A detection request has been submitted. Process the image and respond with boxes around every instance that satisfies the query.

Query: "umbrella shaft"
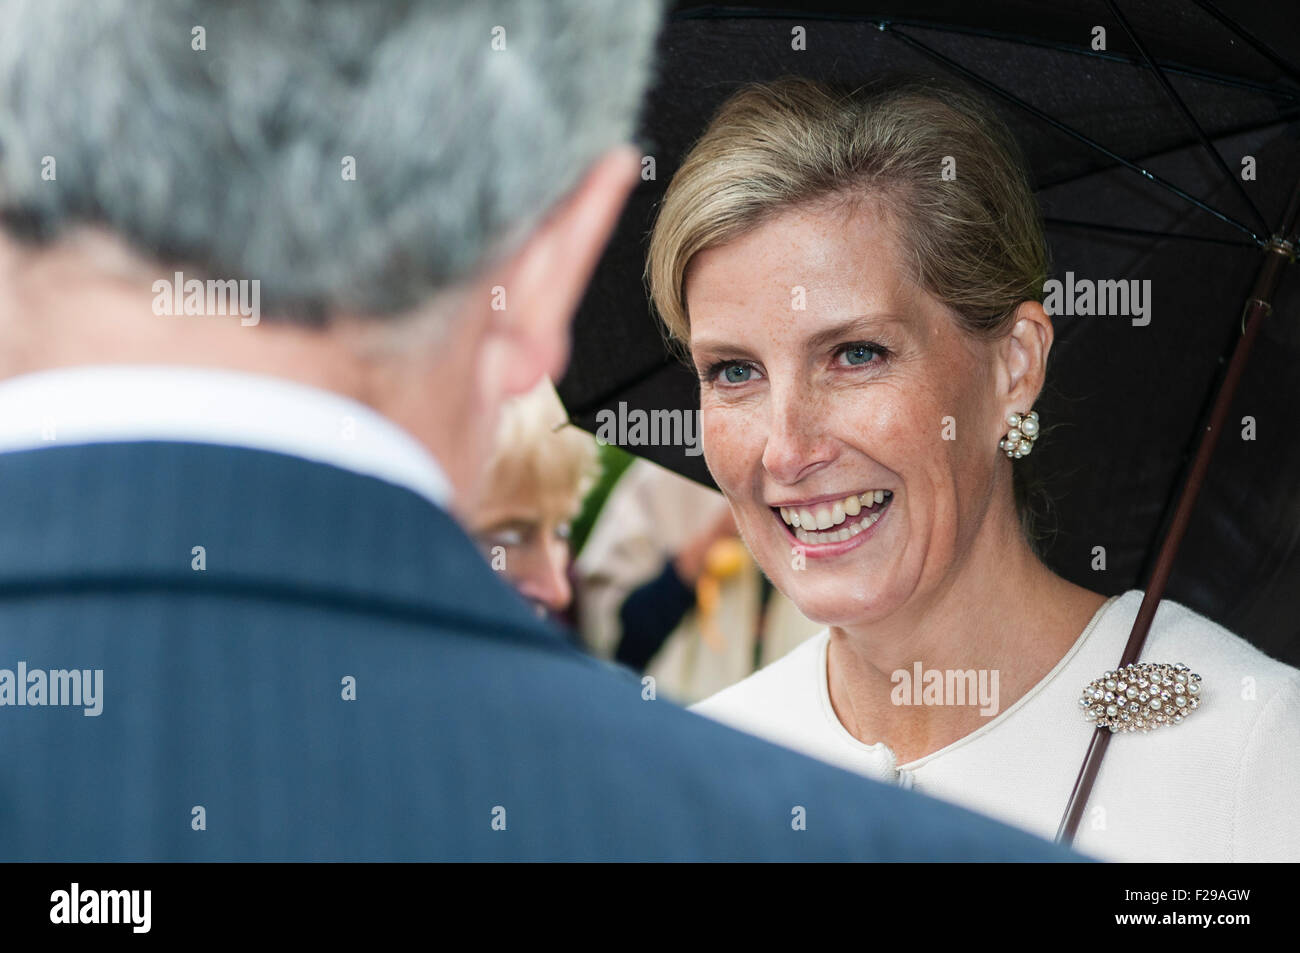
[1056,178,1300,847]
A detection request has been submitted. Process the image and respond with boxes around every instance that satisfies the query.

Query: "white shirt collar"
[0,365,453,509]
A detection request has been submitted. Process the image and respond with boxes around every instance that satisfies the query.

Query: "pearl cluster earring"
[1000,410,1039,459]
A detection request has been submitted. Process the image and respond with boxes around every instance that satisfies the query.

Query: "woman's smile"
[770,488,895,553]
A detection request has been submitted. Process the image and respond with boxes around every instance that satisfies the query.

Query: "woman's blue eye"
[840,344,878,366]
[721,364,753,384]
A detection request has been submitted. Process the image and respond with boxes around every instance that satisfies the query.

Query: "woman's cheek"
[700,404,750,490]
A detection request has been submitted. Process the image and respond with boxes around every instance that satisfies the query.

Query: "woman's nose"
[760,385,836,485]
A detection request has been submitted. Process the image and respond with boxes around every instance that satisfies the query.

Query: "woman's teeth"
[778,490,892,544]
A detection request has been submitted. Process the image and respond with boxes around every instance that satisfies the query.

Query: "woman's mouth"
[771,489,894,546]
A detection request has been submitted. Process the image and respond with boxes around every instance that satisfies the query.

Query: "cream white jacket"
[694,589,1300,862]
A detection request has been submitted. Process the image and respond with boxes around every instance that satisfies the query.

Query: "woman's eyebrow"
[688,338,760,365]
[803,314,908,351]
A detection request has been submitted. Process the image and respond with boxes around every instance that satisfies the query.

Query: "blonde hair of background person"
[468,379,597,619]
[645,77,1300,861]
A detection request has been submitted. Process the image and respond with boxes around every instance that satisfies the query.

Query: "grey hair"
[0,0,663,324]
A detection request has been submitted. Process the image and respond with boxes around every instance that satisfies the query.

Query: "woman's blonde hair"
[648,76,1046,342]
[646,76,1051,545]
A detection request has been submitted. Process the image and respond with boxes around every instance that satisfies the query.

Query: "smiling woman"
[646,77,1300,862]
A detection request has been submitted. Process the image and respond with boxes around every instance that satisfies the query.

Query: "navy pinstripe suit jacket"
[0,441,1078,861]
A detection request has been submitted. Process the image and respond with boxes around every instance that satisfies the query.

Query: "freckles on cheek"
[701,408,753,489]
[700,411,730,468]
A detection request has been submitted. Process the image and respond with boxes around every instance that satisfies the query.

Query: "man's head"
[0,0,661,502]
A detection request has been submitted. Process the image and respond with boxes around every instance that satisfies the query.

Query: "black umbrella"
[557,0,1300,841]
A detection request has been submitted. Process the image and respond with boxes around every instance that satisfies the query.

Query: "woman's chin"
[768,566,895,629]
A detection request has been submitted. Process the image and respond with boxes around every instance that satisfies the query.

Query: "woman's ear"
[1000,300,1053,411]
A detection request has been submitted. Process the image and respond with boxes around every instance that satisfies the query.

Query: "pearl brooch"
[1079,663,1202,733]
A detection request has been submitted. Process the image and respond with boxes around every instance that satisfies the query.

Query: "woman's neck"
[825,526,1108,765]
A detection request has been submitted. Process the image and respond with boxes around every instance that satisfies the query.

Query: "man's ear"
[1000,300,1053,410]
[481,146,641,397]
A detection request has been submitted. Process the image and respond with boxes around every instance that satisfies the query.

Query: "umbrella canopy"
[558,0,1300,669]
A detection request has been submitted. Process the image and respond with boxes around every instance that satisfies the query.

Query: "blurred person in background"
[468,379,596,629]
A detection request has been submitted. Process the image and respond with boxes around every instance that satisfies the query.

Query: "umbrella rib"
[672,8,1300,102]
[1042,217,1257,248]
[1105,0,1273,236]
[892,20,1300,102]
[881,23,1267,247]
[1190,0,1300,87]
[1032,115,1296,193]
